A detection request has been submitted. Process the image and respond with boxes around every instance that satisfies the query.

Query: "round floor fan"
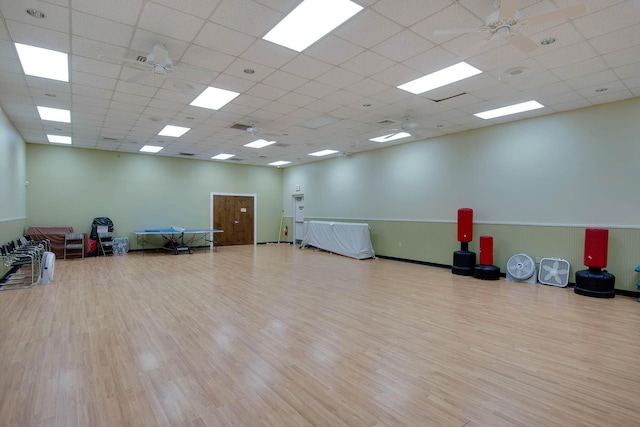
[506,253,537,284]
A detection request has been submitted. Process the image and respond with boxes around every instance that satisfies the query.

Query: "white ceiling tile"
[71,11,134,48]
[345,78,387,97]
[241,39,297,69]
[71,71,117,90]
[1,2,69,33]
[411,3,483,42]
[72,36,127,62]
[278,92,315,108]
[180,44,235,72]
[6,20,69,52]
[566,69,620,89]
[71,0,144,26]
[552,56,610,80]
[295,81,337,99]
[245,83,287,100]
[371,30,435,63]
[194,22,256,56]
[371,63,421,87]
[589,23,640,54]
[402,46,460,75]
[334,10,403,49]
[151,0,221,17]
[138,2,205,42]
[573,0,640,38]
[372,0,451,27]
[315,67,364,89]
[304,35,365,66]
[602,44,640,68]
[535,41,598,68]
[281,55,334,80]
[210,0,282,38]
[262,71,308,91]
[210,73,257,93]
[341,50,395,77]
[72,56,122,79]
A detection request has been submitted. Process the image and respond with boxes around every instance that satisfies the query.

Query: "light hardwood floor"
[1,245,639,427]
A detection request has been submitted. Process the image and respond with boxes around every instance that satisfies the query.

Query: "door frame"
[210,192,257,247]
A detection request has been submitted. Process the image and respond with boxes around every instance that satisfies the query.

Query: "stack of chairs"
[0,236,49,290]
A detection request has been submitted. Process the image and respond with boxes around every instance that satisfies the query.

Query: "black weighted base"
[453,250,476,276]
[574,268,615,298]
[473,264,500,280]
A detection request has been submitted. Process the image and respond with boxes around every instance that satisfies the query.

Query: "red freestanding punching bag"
[473,235,500,280]
[457,208,473,243]
[479,236,493,265]
[452,208,475,276]
[575,228,615,298]
[584,228,608,268]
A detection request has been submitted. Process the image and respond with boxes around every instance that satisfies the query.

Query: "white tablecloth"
[302,221,375,259]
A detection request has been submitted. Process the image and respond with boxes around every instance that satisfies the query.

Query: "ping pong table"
[133,227,223,255]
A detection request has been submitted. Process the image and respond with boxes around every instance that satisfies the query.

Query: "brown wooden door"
[213,195,254,246]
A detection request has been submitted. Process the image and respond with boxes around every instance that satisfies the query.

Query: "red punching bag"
[479,236,493,265]
[457,208,473,243]
[584,228,608,268]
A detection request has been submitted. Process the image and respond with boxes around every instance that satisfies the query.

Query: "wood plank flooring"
[0,245,639,426]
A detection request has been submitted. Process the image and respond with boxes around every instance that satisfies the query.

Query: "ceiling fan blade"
[434,27,483,36]
[509,32,538,53]
[125,70,152,84]
[524,4,587,27]
[168,75,193,92]
[499,0,520,20]
[151,43,169,64]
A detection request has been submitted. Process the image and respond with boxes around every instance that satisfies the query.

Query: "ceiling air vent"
[376,119,400,126]
[101,137,119,141]
[274,142,290,148]
[428,92,467,103]
[230,123,251,131]
[136,55,147,63]
[229,158,242,161]
[179,152,195,157]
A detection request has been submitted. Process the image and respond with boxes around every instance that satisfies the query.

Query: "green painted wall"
[25,145,284,245]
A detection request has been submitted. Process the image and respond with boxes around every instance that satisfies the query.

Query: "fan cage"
[506,253,536,280]
[538,257,570,287]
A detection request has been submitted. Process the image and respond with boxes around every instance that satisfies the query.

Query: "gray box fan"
[506,253,537,284]
[538,258,570,287]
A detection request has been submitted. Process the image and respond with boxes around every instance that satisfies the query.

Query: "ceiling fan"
[434,0,587,54]
[102,43,194,92]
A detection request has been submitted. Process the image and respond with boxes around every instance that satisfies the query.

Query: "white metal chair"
[97,232,115,256]
[64,233,85,259]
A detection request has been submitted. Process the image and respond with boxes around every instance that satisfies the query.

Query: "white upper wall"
[283,98,640,227]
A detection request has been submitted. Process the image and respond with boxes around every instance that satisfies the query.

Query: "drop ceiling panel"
[0,0,637,167]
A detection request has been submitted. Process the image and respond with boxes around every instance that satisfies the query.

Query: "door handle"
[234,220,239,224]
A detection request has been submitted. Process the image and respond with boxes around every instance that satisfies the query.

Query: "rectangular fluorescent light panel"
[15,43,69,82]
[140,145,163,153]
[158,125,190,137]
[263,0,363,52]
[268,160,291,166]
[474,100,545,119]
[47,135,71,145]
[309,149,339,157]
[369,132,411,143]
[37,106,71,123]
[190,86,240,110]
[244,139,277,149]
[397,62,482,95]
[211,153,236,160]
